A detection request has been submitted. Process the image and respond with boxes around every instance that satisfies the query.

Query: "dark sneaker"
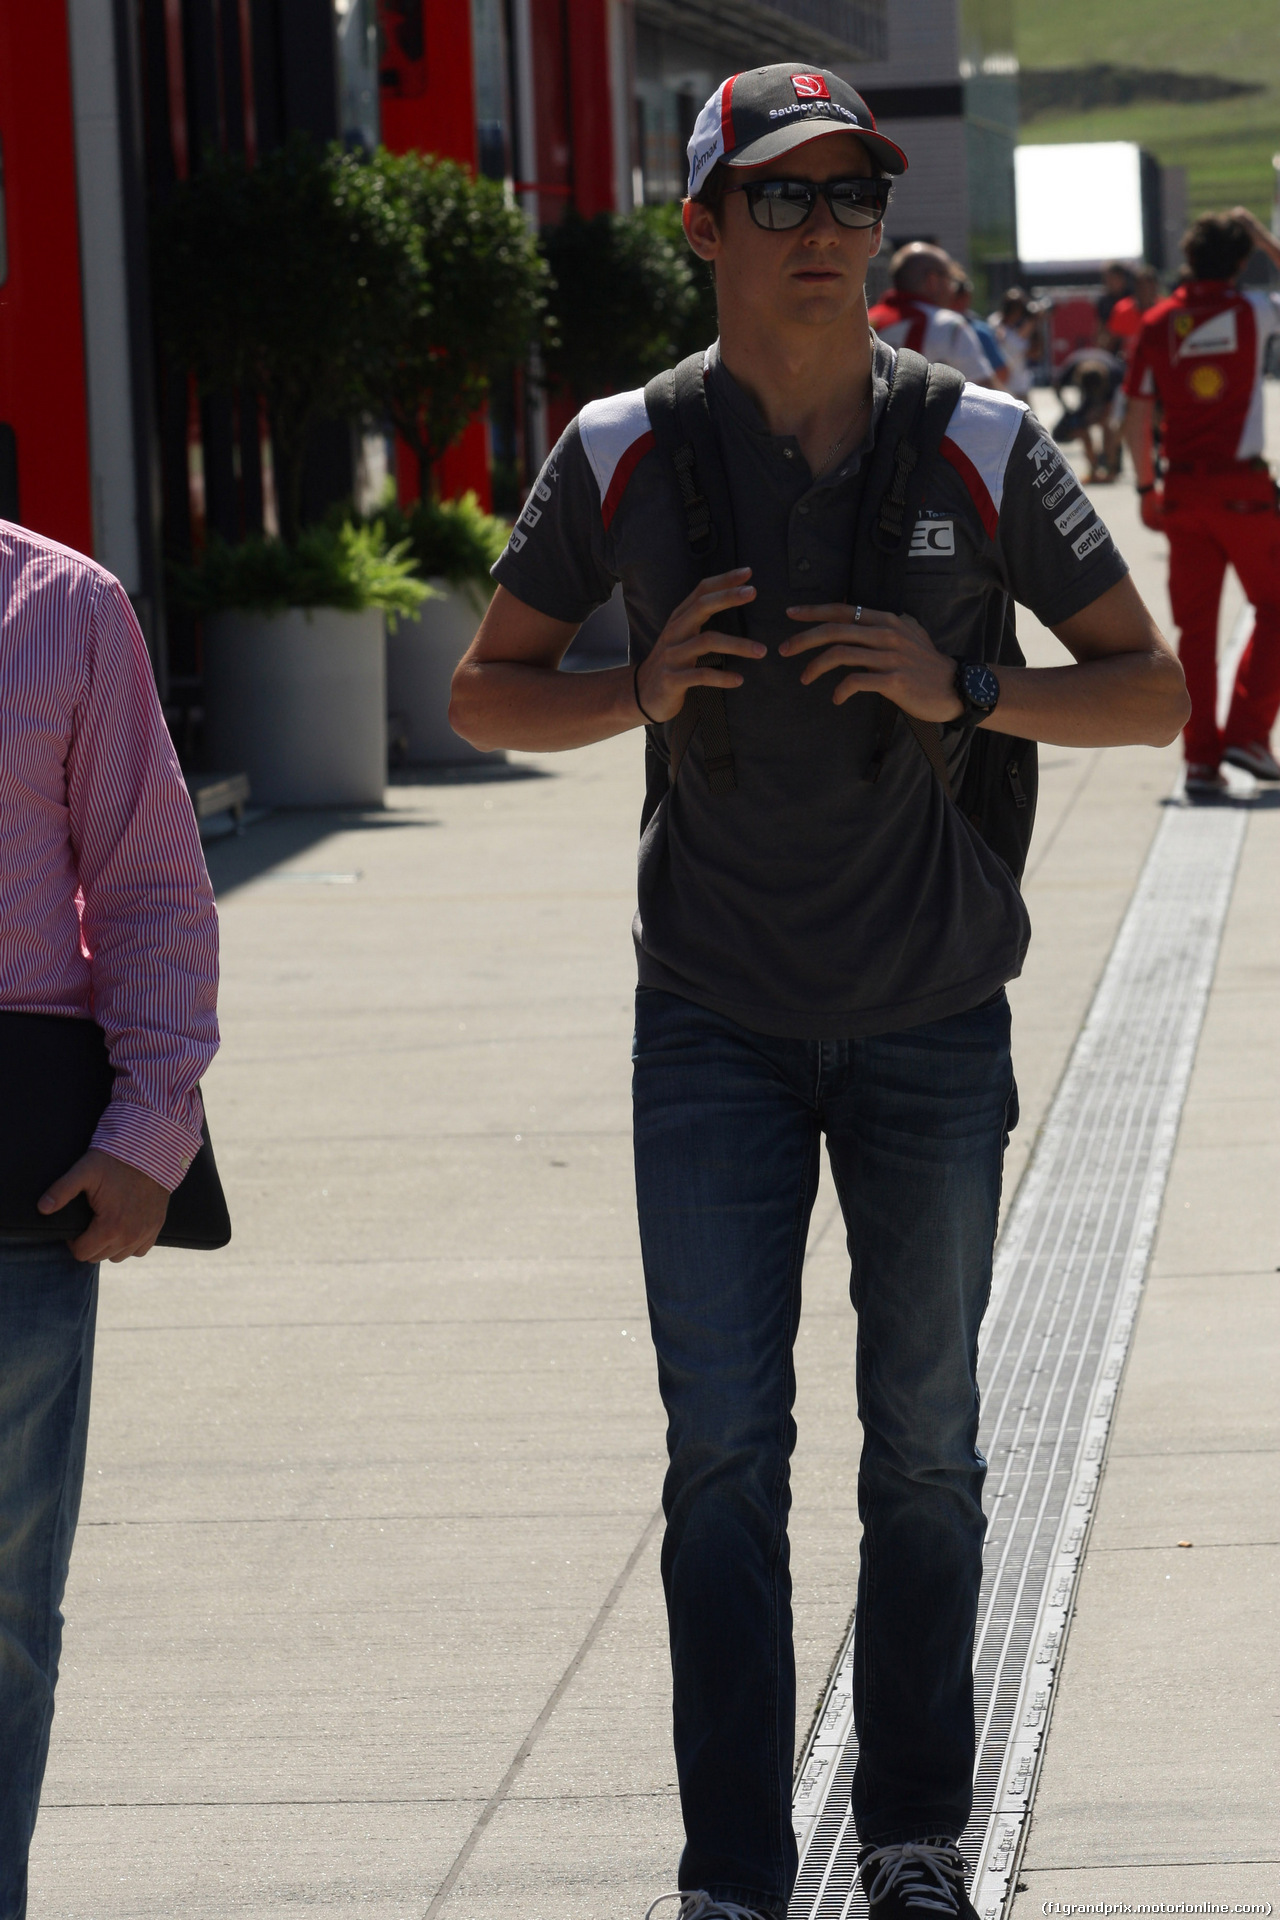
[858,1838,979,1920]
[645,1895,776,1920]
[1222,741,1280,781]
[1184,763,1229,798]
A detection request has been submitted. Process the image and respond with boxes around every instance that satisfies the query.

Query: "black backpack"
[641,348,1038,881]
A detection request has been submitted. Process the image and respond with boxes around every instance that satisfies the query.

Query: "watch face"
[962,663,1001,712]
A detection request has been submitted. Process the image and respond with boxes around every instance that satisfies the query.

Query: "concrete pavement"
[29,448,1278,1915]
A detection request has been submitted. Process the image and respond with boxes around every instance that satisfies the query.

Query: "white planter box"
[203,606,387,807]
[386,576,505,766]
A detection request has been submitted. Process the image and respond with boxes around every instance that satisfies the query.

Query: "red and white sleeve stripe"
[940,385,1028,539]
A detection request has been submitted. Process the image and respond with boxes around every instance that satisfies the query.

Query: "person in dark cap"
[452,61,1187,1920]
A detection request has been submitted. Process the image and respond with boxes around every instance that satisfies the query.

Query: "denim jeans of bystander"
[0,1242,98,1920]
[632,987,1016,1918]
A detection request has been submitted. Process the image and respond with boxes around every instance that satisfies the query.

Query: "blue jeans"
[632,988,1015,1917]
[0,1243,98,1920]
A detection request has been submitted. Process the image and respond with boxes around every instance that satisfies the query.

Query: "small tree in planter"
[153,141,432,804]
[635,203,720,365]
[538,206,716,405]
[348,158,545,766]
[362,151,551,496]
[152,136,422,543]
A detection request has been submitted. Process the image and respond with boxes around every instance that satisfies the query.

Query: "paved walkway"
[30,461,1277,1915]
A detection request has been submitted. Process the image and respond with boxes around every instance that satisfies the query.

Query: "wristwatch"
[947,660,1001,730]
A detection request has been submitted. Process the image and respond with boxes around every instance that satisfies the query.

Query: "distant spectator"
[1096,260,1135,334]
[1053,347,1126,482]
[1105,266,1161,356]
[1102,268,1162,475]
[868,241,997,384]
[949,268,1009,387]
[989,288,1038,399]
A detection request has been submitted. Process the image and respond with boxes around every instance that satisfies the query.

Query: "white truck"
[1014,141,1182,276]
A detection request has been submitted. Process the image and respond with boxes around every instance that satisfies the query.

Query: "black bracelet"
[634,663,660,726]
[1136,483,1156,495]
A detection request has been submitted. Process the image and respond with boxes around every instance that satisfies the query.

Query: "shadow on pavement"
[388,761,553,786]
[1163,788,1280,811]
[205,805,439,899]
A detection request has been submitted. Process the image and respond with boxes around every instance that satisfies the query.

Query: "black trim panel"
[862,83,965,120]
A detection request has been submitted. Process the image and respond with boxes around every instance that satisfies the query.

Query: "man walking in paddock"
[452,64,1187,1920]
[0,520,219,1916]
[868,242,996,385]
[1124,208,1280,794]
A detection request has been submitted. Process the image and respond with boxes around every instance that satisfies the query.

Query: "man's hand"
[1139,487,1167,532]
[634,568,764,723]
[38,1149,170,1263]
[1230,206,1280,265]
[779,603,963,720]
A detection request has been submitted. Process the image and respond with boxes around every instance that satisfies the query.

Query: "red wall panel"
[378,0,478,173]
[527,0,572,227]
[566,0,614,218]
[0,0,93,553]
[379,0,489,506]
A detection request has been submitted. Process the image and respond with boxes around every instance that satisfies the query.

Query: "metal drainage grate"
[790,801,1247,1920]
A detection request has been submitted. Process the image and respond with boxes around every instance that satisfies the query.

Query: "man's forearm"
[984,649,1188,749]
[449,659,644,752]
[1123,399,1157,487]
[1232,206,1280,273]
[75,580,220,1190]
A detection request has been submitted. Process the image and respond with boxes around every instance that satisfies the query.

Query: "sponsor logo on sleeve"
[1055,494,1093,536]
[1072,521,1109,561]
[1042,475,1077,511]
[910,516,956,557]
[1177,308,1238,358]
[507,454,561,554]
[792,73,830,99]
[1028,438,1067,488]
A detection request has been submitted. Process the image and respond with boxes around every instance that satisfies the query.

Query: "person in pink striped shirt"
[0,519,219,1912]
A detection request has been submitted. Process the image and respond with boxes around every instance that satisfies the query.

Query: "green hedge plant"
[362,152,551,493]
[170,522,430,624]
[538,206,718,404]
[359,489,509,590]
[152,137,422,543]
[153,141,549,529]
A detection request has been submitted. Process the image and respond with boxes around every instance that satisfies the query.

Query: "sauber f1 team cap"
[686,65,908,198]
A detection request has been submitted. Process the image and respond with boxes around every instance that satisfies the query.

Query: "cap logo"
[792,73,829,100]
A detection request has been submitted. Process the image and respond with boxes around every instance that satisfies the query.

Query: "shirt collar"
[703,335,893,483]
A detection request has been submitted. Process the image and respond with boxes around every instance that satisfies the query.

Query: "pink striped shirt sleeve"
[1,524,219,1190]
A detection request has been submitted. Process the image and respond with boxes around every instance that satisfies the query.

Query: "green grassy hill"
[1014,0,1280,225]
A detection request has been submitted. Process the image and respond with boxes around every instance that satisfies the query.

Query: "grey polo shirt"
[492,340,1129,1040]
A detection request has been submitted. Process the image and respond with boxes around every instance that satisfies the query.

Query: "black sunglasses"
[728,176,892,232]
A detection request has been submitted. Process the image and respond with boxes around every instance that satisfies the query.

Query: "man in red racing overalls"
[1125,209,1280,793]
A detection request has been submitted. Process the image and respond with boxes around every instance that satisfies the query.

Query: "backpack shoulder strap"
[643,354,739,796]
[861,349,965,592]
[856,350,967,794]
